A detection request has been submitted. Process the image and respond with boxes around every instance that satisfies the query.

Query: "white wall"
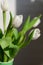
[0,0,16,32]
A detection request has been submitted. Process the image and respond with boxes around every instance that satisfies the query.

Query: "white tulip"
[33,17,41,27]
[32,28,41,40]
[1,0,8,11]
[12,15,23,28]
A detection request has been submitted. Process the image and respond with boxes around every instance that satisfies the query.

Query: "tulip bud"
[1,0,8,11]
[32,28,41,40]
[12,15,23,28]
[33,17,41,27]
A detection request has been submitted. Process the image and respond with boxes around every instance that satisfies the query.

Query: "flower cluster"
[0,0,41,62]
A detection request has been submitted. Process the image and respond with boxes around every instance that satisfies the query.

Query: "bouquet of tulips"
[0,0,41,62]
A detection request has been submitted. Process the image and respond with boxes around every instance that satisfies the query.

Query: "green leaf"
[12,28,19,40]
[4,53,8,62]
[6,28,18,40]
[4,45,19,58]
[9,43,19,49]
[0,46,4,62]
[0,37,12,49]
[17,16,30,45]
[7,12,13,32]
[0,39,9,49]
[0,29,3,38]
[4,50,11,58]
[22,16,30,31]
[20,16,30,35]
[9,45,19,58]
[17,35,25,45]
[21,15,41,35]
[9,48,19,58]
[3,37,19,58]
[19,30,34,48]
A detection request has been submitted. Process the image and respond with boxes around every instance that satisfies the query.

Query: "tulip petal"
[12,15,23,28]
[33,17,41,27]
[32,28,41,40]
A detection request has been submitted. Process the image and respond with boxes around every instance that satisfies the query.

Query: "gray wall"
[14,0,43,65]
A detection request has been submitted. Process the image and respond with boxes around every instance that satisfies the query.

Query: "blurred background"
[14,0,43,65]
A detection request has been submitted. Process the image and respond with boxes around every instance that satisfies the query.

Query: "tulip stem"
[4,54,7,62]
[3,11,6,33]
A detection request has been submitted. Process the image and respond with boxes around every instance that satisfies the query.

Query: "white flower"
[1,0,8,11]
[12,15,23,28]
[32,28,41,40]
[33,17,41,27]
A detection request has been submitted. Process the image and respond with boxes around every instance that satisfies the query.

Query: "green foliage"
[20,15,41,35]
[7,12,13,32]
[19,30,34,48]
[6,28,19,40]
[0,12,41,62]
[3,53,8,62]
[0,46,4,62]
[0,29,3,38]
[0,38,9,49]
[21,16,30,35]
[4,44,19,60]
